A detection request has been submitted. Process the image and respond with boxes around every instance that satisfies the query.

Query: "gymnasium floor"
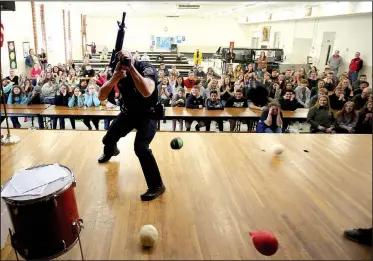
[1,130,371,260]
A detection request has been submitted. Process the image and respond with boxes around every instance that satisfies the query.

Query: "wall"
[85,15,251,54]
[1,2,34,77]
[244,13,372,79]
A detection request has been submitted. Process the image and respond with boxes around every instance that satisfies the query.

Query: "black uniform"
[102,60,163,190]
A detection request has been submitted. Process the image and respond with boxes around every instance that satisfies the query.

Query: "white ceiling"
[45,1,319,18]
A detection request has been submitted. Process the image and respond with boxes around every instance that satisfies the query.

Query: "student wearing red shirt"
[348,52,363,84]
[30,63,42,86]
[184,71,196,90]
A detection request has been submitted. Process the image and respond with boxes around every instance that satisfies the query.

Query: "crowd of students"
[1,49,372,134]
[155,52,372,134]
[1,48,116,130]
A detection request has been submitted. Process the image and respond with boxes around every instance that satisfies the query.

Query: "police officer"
[98,50,165,201]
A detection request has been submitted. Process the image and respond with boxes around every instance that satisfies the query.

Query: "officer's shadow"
[102,161,120,200]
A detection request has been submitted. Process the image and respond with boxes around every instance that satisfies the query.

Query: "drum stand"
[8,218,85,261]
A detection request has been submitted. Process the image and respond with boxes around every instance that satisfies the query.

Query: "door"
[273,32,281,48]
[251,37,259,48]
[318,32,336,67]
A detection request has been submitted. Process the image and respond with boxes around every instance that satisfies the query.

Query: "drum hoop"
[1,164,74,206]
[15,232,80,261]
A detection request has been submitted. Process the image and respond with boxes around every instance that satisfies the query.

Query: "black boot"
[344,228,372,246]
[98,148,120,163]
[140,184,166,201]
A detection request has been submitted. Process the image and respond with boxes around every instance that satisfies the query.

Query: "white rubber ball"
[272,144,284,156]
[139,225,158,247]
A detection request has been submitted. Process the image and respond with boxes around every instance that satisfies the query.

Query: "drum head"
[1,164,73,203]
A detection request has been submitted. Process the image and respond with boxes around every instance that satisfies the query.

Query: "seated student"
[329,86,347,111]
[310,79,326,98]
[170,87,186,131]
[262,72,272,90]
[184,71,196,90]
[6,69,19,85]
[195,66,206,79]
[195,79,207,101]
[294,79,311,108]
[352,87,371,110]
[170,65,180,77]
[352,74,367,91]
[309,87,328,108]
[279,89,299,111]
[157,70,165,84]
[268,82,282,101]
[225,88,248,131]
[79,80,89,94]
[95,71,107,87]
[335,101,359,134]
[42,78,58,105]
[256,101,283,133]
[205,79,220,99]
[158,63,169,76]
[7,85,27,128]
[353,81,369,97]
[308,72,319,89]
[307,95,335,133]
[279,89,300,131]
[156,53,164,62]
[356,100,372,134]
[1,79,13,102]
[83,84,101,130]
[219,77,234,106]
[80,64,95,77]
[53,84,71,129]
[26,85,45,129]
[234,74,244,90]
[324,72,337,91]
[185,85,205,131]
[205,90,224,131]
[68,87,84,106]
[157,77,172,107]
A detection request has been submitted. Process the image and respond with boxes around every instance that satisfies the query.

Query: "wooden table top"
[165,107,309,119]
[1,130,371,260]
[0,104,51,110]
[40,108,120,117]
[0,108,46,116]
[47,105,120,111]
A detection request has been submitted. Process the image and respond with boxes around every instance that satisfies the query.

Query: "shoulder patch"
[143,67,155,77]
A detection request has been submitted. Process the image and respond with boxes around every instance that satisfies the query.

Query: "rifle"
[108,12,130,77]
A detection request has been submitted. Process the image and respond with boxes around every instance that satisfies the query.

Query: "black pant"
[83,118,99,130]
[205,120,223,131]
[102,112,163,190]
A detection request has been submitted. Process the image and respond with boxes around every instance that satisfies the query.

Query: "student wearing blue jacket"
[7,86,27,128]
[83,84,101,130]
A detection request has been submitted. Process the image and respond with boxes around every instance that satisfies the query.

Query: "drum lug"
[72,180,77,187]
[72,218,84,234]
[54,195,58,207]
[61,240,66,251]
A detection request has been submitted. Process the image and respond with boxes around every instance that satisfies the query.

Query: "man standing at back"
[97,50,165,201]
[348,52,363,84]
[328,50,343,77]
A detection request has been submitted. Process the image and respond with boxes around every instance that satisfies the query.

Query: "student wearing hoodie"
[170,87,186,131]
[329,86,346,111]
[53,84,71,129]
[185,85,205,131]
[7,85,27,128]
[26,85,45,129]
[205,90,224,131]
[83,84,101,130]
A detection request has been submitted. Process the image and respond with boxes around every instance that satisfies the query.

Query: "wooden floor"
[1,130,372,260]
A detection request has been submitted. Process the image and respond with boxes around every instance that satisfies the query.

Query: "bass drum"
[1,164,83,260]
